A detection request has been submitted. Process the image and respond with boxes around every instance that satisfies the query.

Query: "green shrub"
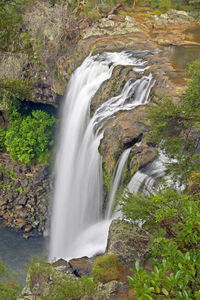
[0,77,33,101]
[5,110,56,164]
[92,254,122,283]
[0,257,21,300]
[121,188,192,232]
[127,194,200,299]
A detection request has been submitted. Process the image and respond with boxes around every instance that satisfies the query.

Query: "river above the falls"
[0,221,45,283]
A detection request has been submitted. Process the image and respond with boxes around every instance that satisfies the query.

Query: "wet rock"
[106,220,151,267]
[99,106,149,175]
[24,225,33,233]
[91,65,138,115]
[69,257,93,277]
[130,143,158,174]
[15,218,27,229]
[23,232,35,239]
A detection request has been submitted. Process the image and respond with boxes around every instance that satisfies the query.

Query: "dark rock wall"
[0,153,53,237]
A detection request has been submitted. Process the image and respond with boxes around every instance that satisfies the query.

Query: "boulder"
[94,280,128,300]
[99,105,149,175]
[130,143,158,175]
[106,220,151,267]
[69,257,93,277]
[52,258,73,274]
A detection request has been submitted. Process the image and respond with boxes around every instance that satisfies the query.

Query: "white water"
[106,148,131,219]
[128,156,165,195]
[49,51,155,261]
[127,151,183,196]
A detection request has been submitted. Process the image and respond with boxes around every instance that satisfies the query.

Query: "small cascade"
[49,51,155,261]
[106,148,131,219]
[127,151,178,195]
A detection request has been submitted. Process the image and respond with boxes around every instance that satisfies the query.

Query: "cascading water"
[127,155,166,196]
[127,151,183,196]
[106,148,131,219]
[49,51,155,261]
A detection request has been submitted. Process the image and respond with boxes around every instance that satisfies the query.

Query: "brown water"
[165,45,200,71]
[185,25,200,43]
[165,25,200,71]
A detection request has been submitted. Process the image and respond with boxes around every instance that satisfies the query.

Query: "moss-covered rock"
[106,219,151,267]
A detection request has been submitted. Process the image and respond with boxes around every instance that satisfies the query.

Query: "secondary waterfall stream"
[49,51,155,261]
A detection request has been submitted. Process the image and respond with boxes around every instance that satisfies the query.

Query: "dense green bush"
[5,109,56,164]
[121,188,193,232]
[129,200,200,299]
[125,189,200,298]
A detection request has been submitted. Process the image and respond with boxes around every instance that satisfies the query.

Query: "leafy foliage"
[121,188,194,233]
[5,109,56,164]
[129,245,200,299]
[126,189,200,299]
[0,257,21,300]
[147,59,200,184]
[0,77,33,101]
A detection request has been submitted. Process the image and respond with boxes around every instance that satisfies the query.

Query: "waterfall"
[106,148,131,219]
[49,51,155,261]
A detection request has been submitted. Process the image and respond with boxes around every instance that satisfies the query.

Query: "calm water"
[164,25,200,71]
[165,45,200,71]
[0,221,45,282]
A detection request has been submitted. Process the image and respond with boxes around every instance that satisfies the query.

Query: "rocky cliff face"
[0,153,53,237]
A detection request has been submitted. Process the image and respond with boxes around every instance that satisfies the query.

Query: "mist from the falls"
[49,51,155,261]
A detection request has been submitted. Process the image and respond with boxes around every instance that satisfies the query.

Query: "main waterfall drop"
[49,51,155,261]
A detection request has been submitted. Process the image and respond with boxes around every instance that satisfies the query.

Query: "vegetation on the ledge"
[63,0,200,19]
[124,187,200,299]
[0,258,21,300]
[92,253,122,283]
[146,58,200,184]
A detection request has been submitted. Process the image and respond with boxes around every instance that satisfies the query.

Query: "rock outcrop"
[106,220,151,267]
